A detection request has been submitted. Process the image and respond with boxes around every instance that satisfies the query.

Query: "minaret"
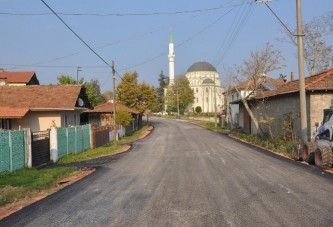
[168,31,175,85]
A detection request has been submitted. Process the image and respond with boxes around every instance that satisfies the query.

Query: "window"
[196,88,198,93]
[64,115,68,127]
[196,98,199,103]
[74,114,77,126]
[0,119,11,130]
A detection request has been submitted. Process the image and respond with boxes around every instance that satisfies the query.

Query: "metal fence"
[57,125,91,159]
[0,130,26,173]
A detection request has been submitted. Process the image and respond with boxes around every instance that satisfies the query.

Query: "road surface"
[1,118,333,226]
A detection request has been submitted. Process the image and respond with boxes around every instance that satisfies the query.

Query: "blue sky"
[1,0,331,91]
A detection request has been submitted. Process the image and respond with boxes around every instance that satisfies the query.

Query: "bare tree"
[279,11,333,75]
[233,43,284,135]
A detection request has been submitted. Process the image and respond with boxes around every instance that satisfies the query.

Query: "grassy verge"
[0,167,76,206]
[58,124,152,164]
[0,124,153,208]
[188,120,297,159]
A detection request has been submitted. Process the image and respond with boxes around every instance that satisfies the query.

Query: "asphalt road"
[2,118,333,227]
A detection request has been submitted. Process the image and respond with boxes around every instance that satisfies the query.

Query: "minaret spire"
[168,30,175,85]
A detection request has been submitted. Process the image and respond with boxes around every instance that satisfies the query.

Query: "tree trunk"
[242,100,264,136]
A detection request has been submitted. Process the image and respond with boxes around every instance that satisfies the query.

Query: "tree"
[57,75,83,85]
[233,43,284,136]
[57,75,104,107]
[116,71,158,113]
[138,82,159,113]
[115,109,132,126]
[155,71,169,112]
[280,11,333,75]
[195,106,202,113]
[165,76,194,114]
[116,72,140,109]
[84,80,104,106]
[101,90,113,101]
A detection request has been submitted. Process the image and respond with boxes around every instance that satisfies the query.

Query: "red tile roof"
[225,76,285,93]
[0,107,29,119]
[85,100,139,114]
[0,71,38,84]
[255,68,333,99]
[0,85,85,110]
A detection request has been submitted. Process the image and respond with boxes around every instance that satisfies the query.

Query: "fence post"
[75,126,77,154]
[9,131,13,172]
[89,125,93,149]
[23,128,32,168]
[66,128,69,155]
[50,127,58,163]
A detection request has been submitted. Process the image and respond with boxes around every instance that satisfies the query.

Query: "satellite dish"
[78,98,84,107]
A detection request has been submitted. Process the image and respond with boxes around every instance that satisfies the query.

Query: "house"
[225,76,285,128]
[238,68,333,139]
[84,100,140,129]
[0,85,91,131]
[0,69,40,86]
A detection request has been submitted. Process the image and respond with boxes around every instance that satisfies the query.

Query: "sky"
[0,0,332,92]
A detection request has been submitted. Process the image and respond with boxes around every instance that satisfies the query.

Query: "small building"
[0,69,40,86]
[225,76,285,128]
[0,85,91,131]
[238,68,333,139]
[84,100,140,129]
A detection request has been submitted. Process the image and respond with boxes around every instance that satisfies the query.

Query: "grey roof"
[187,61,217,73]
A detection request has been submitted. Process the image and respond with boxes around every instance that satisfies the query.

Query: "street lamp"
[76,66,82,84]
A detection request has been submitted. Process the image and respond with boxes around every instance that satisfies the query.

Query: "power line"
[0,3,241,17]
[40,0,112,68]
[213,1,255,67]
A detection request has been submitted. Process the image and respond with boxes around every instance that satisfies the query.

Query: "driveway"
[1,118,333,226]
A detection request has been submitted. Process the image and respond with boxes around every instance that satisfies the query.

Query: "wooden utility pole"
[112,61,117,145]
[296,0,308,142]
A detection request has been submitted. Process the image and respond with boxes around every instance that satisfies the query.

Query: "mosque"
[167,33,224,113]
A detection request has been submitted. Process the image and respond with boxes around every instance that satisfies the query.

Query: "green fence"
[57,125,91,159]
[0,130,26,173]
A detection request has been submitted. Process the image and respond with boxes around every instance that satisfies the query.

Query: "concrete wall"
[244,91,333,140]
[309,92,333,134]
[11,110,81,132]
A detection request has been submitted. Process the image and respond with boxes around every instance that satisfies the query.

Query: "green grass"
[0,167,75,206]
[58,124,152,164]
[0,124,153,208]
[205,122,230,133]
[58,144,122,164]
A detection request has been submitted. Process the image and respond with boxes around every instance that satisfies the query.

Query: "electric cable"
[41,0,112,68]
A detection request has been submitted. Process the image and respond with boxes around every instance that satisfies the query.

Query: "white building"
[185,61,224,113]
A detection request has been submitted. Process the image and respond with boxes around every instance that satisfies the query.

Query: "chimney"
[290,72,294,81]
[0,68,4,73]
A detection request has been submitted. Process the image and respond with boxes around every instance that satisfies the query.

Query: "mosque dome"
[187,61,217,73]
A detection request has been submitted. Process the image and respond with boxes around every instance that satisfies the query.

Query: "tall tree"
[165,76,194,114]
[280,11,333,75]
[57,75,104,107]
[233,43,284,135]
[156,71,169,112]
[116,72,140,108]
[116,71,158,113]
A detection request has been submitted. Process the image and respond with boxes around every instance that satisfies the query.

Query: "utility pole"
[214,77,217,127]
[176,89,180,118]
[76,66,82,84]
[112,61,117,146]
[255,0,308,141]
[296,0,308,142]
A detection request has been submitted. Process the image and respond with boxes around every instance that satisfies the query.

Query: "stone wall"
[246,91,333,140]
